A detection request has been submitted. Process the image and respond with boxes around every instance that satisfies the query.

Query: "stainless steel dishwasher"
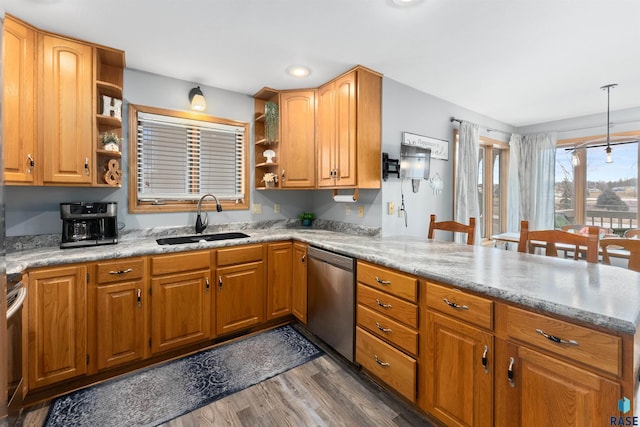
[307,246,355,362]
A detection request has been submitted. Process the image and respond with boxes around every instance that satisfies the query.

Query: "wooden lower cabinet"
[292,242,308,323]
[495,339,620,427]
[267,242,293,320]
[150,251,212,354]
[216,244,266,336]
[96,281,146,369]
[425,311,493,427]
[27,265,87,389]
[94,257,147,370]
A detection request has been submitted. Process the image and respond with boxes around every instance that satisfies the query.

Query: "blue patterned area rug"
[44,325,322,427]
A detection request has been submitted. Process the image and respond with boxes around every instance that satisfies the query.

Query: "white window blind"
[136,112,245,202]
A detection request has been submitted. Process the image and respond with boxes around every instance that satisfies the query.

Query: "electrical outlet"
[273,203,280,214]
[346,205,351,216]
[358,206,364,218]
[388,202,395,215]
[252,203,262,214]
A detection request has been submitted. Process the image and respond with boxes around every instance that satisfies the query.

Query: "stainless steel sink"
[156,232,250,245]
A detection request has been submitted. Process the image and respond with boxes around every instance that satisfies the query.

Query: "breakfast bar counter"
[8,228,640,334]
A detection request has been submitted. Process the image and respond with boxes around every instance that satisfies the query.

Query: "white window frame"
[128,104,250,213]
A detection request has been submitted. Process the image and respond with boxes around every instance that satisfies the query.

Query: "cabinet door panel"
[517,346,620,427]
[96,281,146,369]
[41,34,93,184]
[217,261,265,335]
[316,82,336,187]
[334,72,357,187]
[3,17,37,184]
[267,243,292,320]
[292,243,308,323]
[28,266,87,389]
[280,91,315,188]
[151,270,211,354]
[426,311,493,427]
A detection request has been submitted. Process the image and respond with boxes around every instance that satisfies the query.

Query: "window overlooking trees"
[555,136,639,233]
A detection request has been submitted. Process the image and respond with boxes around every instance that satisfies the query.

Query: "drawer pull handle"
[109,268,133,275]
[375,322,392,333]
[508,357,515,388]
[374,355,390,367]
[481,345,489,374]
[443,298,469,310]
[137,289,142,308]
[375,277,391,285]
[535,329,579,346]
[375,299,392,309]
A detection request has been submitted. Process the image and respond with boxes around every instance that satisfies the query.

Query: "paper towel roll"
[333,195,356,203]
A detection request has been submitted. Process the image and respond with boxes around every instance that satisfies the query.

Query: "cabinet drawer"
[217,244,263,266]
[357,305,418,356]
[96,258,144,284]
[151,251,211,276]
[426,281,493,330]
[357,261,417,302]
[356,327,416,402]
[357,283,417,328]
[506,305,621,376]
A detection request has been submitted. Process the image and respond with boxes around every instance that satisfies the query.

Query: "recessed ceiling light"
[287,65,311,78]
[391,0,422,6]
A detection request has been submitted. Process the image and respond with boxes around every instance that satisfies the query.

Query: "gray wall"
[379,78,514,238]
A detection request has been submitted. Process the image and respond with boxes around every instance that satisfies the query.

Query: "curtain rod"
[450,117,512,136]
[452,116,640,136]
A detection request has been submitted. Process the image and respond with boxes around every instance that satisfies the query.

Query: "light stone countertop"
[8,228,640,334]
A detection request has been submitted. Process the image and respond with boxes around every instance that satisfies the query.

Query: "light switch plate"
[358,206,364,218]
[346,205,351,216]
[252,203,262,214]
[273,204,280,214]
[388,202,395,215]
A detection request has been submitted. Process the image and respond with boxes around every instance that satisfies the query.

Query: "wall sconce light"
[189,86,206,111]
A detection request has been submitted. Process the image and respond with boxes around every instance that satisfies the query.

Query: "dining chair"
[517,220,600,263]
[428,214,476,245]
[623,229,640,239]
[600,238,640,272]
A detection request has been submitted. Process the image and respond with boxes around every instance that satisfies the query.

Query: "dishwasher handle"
[308,246,354,272]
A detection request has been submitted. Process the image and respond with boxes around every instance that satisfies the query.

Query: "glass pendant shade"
[189,86,206,111]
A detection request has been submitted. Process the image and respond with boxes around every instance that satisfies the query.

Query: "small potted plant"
[298,212,315,227]
[261,172,278,188]
[101,131,120,152]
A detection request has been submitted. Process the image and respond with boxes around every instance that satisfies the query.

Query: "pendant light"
[601,83,617,164]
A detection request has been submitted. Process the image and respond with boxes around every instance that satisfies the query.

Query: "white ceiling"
[5,0,640,127]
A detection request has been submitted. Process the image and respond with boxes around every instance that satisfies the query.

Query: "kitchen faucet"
[195,193,222,234]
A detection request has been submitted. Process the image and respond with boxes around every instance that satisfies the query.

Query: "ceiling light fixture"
[189,86,206,111]
[286,65,311,78]
[601,83,617,164]
[391,0,422,6]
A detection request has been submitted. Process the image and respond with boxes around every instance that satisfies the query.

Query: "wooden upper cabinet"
[279,90,316,188]
[317,67,381,189]
[3,16,37,184]
[40,33,93,184]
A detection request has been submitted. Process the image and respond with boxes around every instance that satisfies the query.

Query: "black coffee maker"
[60,202,118,248]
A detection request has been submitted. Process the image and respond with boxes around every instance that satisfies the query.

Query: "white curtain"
[455,121,481,244]
[507,132,557,231]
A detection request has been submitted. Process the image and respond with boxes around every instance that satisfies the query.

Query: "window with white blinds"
[129,104,249,212]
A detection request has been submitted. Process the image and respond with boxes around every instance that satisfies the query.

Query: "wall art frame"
[401,132,449,161]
